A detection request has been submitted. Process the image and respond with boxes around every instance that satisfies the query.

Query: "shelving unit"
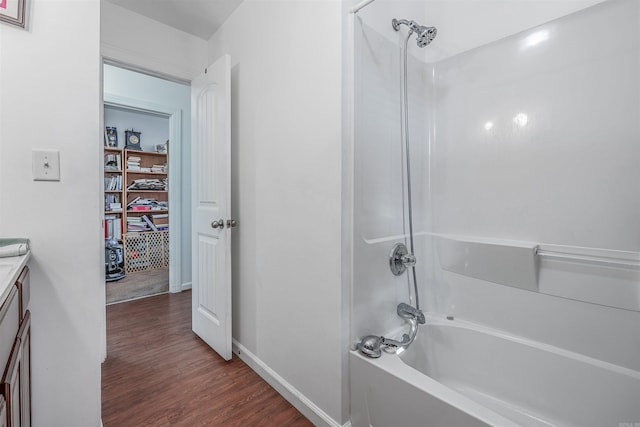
[103,146,169,274]
[123,149,169,273]
[104,147,124,240]
[124,148,168,226]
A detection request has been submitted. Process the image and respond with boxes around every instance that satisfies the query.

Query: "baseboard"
[232,340,350,427]
[181,282,192,291]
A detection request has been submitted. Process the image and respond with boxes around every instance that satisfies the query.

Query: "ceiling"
[105,0,245,40]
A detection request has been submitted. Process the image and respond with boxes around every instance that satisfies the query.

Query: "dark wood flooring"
[102,291,313,427]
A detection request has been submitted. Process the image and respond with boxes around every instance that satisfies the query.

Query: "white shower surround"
[351,0,640,424]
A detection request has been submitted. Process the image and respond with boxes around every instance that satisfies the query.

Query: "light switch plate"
[32,149,60,181]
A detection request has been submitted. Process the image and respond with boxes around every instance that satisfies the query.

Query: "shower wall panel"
[352,13,432,342]
[431,0,639,251]
[427,0,640,372]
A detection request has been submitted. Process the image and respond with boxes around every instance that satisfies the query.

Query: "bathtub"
[350,315,640,427]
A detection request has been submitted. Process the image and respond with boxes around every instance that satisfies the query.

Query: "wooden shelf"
[126,149,167,157]
[126,171,167,176]
[104,147,123,152]
[105,190,122,193]
[127,209,168,214]
[105,211,123,215]
[126,190,167,193]
[104,169,123,173]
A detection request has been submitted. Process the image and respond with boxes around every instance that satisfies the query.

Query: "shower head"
[416,25,437,47]
[392,18,437,47]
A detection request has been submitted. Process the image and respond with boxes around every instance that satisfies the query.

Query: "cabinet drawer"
[0,395,6,427]
[15,268,29,319]
[17,311,29,427]
[0,287,19,373]
[1,334,21,427]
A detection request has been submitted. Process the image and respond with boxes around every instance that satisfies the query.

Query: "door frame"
[103,93,183,294]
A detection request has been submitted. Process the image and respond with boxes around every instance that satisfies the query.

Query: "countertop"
[0,252,31,306]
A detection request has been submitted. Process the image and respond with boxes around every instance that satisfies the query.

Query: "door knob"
[211,219,224,229]
[227,219,238,228]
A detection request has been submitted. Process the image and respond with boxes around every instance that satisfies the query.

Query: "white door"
[191,55,232,360]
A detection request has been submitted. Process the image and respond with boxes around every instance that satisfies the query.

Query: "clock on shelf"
[125,129,142,150]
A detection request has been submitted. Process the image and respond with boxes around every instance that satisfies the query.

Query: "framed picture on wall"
[0,0,26,28]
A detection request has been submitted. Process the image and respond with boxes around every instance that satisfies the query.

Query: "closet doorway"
[102,63,190,304]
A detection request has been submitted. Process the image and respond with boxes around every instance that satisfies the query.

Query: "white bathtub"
[350,316,640,427]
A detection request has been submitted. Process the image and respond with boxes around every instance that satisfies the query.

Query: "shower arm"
[392,18,412,31]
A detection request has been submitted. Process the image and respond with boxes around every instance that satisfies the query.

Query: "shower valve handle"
[401,253,416,267]
[390,243,416,276]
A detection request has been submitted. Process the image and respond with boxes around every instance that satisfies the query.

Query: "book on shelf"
[127,197,167,211]
[104,153,122,171]
[127,156,141,171]
[151,213,168,229]
[104,215,122,240]
[103,175,122,191]
[151,213,168,220]
[115,218,122,239]
[105,194,122,210]
[141,215,158,231]
[127,196,141,208]
[127,178,166,191]
[126,217,149,232]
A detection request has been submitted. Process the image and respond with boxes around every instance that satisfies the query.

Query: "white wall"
[103,64,193,288]
[0,0,102,425]
[207,1,346,424]
[104,106,169,152]
[100,0,207,82]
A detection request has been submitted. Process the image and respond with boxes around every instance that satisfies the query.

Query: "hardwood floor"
[102,291,313,427]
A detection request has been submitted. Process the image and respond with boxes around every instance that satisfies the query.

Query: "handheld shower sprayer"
[356,16,438,360]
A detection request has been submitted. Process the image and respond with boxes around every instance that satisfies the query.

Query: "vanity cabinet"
[0,266,30,427]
